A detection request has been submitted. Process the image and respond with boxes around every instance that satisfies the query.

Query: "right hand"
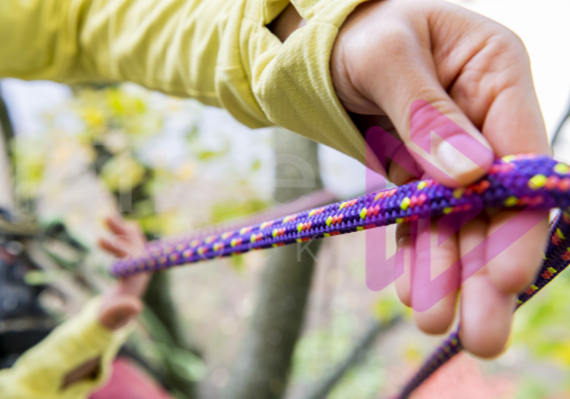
[330,0,550,358]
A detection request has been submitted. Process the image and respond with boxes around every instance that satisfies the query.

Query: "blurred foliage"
[293,317,355,381]
[13,137,47,204]
[290,292,407,399]
[292,314,386,399]
[373,292,408,324]
[100,153,146,191]
[13,85,270,236]
[327,357,386,399]
[210,197,267,225]
[515,379,551,399]
[512,270,570,395]
[10,83,273,397]
[138,308,206,381]
[514,272,570,366]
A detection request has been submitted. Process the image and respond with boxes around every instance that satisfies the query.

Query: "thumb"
[369,54,495,187]
[407,98,495,187]
[98,295,143,331]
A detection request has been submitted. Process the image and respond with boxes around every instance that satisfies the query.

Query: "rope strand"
[111,153,570,398]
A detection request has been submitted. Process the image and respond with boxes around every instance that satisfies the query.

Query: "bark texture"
[223,129,323,399]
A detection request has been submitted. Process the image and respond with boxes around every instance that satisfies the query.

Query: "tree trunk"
[0,89,15,208]
[224,129,323,399]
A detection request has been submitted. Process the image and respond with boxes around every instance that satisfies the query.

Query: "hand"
[331,0,550,358]
[97,216,150,331]
[63,216,150,389]
[271,0,551,357]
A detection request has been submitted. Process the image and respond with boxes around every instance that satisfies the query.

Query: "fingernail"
[396,236,409,252]
[437,140,477,175]
[436,136,493,184]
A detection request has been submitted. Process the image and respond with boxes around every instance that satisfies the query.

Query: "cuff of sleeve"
[7,296,132,396]
[255,0,371,163]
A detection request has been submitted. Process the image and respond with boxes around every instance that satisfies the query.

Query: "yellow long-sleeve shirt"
[0,0,370,397]
[1,0,368,162]
[0,298,129,399]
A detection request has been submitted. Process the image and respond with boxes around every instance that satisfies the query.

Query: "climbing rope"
[111,153,570,398]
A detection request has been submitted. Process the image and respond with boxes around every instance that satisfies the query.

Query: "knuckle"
[488,27,529,62]
[501,27,525,49]
[376,23,416,57]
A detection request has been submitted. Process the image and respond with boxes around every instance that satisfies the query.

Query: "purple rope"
[110,153,570,398]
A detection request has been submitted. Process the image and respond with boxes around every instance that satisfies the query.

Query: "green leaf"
[196,149,224,161]
[251,159,262,171]
[165,345,206,382]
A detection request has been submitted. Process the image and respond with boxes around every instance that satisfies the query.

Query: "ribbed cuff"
[254,0,371,164]
[4,297,132,397]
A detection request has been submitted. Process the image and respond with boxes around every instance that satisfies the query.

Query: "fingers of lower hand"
[98,237,129,258]
[411,219,459,335]
[460,274,516,358]
[395,210,548,357]
[486,210,549,294]
[457,215,513,357]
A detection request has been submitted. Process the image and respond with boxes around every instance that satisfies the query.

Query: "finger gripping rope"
[111,154,570,398]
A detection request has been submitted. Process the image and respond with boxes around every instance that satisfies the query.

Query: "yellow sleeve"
[0,298,130,399]
[0,0,368,162]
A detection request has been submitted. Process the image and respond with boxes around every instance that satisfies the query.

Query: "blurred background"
[1,0,570,398]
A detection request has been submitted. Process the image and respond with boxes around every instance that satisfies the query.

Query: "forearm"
[0,0,229,103]
[1,0,370,162]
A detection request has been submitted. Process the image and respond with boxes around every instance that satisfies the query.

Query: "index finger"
[105,215,130,236]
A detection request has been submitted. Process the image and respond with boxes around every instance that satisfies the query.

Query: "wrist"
[268,4,306,42]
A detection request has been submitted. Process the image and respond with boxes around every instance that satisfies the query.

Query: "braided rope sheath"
[110,154,570,398]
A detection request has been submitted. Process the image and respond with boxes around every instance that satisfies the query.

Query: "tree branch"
[0,86,14,148]
[300,317,402,399]
[551,94,570,147]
